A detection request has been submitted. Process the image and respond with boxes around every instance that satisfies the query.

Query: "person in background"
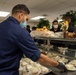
[51,20,61,32]
[26,25,31,33]
[62,17,74,32]
[0,4,67,75]
[50,20,63,47]
[31,26,38,42]
[32,26,36,31]
[30,26,36,37]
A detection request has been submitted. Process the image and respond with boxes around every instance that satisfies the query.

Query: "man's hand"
[56,62,67,72]
[37,53,67,72]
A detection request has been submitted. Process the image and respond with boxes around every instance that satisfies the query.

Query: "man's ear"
[18,13,24,22]
[19,13,22,19]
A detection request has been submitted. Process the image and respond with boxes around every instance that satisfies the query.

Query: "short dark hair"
[32,26,36,30]
[26,25,30,28]
[52,20,58,24]
[12,4,30,15]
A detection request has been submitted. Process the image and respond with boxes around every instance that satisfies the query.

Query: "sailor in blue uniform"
[0,4,67,75]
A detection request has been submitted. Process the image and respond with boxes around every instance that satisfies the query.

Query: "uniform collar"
[7,16,20,24]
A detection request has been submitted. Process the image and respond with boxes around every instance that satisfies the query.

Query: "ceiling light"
[31,16,45,20]
[0,11,10,17]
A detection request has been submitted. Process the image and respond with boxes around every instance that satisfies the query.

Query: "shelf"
[33,37,76,45]
[33,36,76,75]
[38,46,76,59]
[34,36,76,59]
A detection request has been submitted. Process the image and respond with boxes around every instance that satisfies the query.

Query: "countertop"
[45,71,76,75]
[45,66,76,75]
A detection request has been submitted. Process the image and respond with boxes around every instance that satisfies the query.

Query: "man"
[26,25,31,33]
[51,20,61,32]
[0,4,66,75]
[32,26,36,31]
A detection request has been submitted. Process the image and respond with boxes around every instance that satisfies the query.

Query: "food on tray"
[69,60,76,66]
[53,56,61,61]
[68,32,75,38]
[40,66,49,74]
[59,57,68,63]
[19,58,49,75]
[46,52,68,64]
[30,67,38,74]
[19,66,23,75]
[47,53,52,57]
[65,64,76,71]
[58,47,68,54]
[30,26,63,38]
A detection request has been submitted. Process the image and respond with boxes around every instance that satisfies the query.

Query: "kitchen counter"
[33,37,76,45]
[44,66,76,75]
[45,71,76,75]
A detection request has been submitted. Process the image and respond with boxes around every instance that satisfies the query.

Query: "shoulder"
[3,18,24,39]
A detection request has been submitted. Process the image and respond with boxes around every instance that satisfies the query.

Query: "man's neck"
[12,15,20,23]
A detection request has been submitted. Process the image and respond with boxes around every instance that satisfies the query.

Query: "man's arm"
[15,29,67,71]
[37,54,67,72]
[37,53,58,66]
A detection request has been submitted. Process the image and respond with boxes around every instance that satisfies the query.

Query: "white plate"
[67,68,76,71]
[65,64,76,71]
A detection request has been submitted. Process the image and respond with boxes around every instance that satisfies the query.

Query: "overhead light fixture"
[0,11,10,17]
[31,16,45,20]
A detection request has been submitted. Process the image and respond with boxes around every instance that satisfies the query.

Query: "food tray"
[39,70,52,75]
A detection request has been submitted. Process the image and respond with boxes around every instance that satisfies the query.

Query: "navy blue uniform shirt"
[0,17,41,75]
